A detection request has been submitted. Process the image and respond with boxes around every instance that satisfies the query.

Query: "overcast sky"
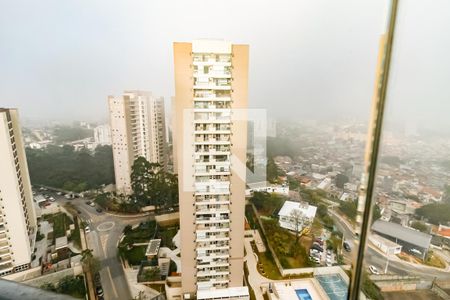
[1,0,449,132]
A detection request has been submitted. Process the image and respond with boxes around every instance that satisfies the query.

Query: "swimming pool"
[295,289,313,300]
[315,274,348,300]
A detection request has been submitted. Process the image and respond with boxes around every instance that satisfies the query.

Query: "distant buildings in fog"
[93,124,111,146]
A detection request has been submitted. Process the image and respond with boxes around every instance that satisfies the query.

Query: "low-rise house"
[278,201,317,232]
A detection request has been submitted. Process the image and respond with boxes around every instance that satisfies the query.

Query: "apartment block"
[108,91,167,195]
[173,40,249,299]
[93,124,112,146]
[0,108,37,276]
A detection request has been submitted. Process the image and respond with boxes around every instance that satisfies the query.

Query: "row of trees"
[130,157,178,211]
[26,145,114,192]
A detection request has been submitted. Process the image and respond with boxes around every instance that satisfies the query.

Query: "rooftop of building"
[372,220,432,249]
[278,200,317,219]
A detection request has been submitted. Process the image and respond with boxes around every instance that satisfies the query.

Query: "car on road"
[311,244,323,252]
[369,265,380,275]
[343,241,351,252]
[310,256,320,264]
[85,226,90,233]
[410,248,422,255]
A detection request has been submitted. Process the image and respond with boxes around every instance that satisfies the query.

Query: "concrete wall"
[22,265,83,288]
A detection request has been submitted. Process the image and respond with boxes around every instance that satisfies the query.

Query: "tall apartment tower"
[0,108,37,276]
[93,124,112,146]
[108,91,167,195]
[173,40,249,299]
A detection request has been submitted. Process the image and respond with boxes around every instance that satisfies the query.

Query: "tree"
[40,282,56,292]
[339,199,357,221]
[290,209,304,243]
[81,249,101,274]
[130,156,179,211]
[143,267,161,281]
[416,203,450,225]
[372,204,382,224]
[57,275,86,298]
[411,221,429,233]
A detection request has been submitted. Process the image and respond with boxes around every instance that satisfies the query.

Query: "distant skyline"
[1,0,450,132]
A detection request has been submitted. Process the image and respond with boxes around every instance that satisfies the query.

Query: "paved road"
[329,209,450,280]
[53,195,151,300]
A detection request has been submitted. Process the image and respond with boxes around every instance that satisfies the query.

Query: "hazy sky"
[1,0,449,131]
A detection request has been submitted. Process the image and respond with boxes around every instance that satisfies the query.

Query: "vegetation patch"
[26,144,114,193]
[42,212,73,238]
[40,275,86,298]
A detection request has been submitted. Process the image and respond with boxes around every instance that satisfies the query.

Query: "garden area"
[42,212,73,238]
[261,218,313,269]
[40,275,86,299]
[118,220,179,266]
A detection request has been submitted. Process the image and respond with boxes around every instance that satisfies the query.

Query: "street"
[53,194,151,300]
[329,208,450,280]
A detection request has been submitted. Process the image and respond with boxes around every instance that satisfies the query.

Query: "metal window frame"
[349,0,400,299]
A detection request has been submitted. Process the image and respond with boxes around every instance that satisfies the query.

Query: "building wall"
[108,97,133,195]
[0,109,37,276]
[174,41,248,296]
[109,91,167,195]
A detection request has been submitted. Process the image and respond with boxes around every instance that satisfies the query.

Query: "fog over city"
[1,0,450,133]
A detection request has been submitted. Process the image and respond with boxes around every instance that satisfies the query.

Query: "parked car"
[343,241,351,252]
[56,192,62,196]
[90,202,95,207]
[410,248,422,255]
[96,208,103,213]
[310,256,320,264]
[85,226,90,233]
[369,265,379,275]
[49,197,55,202]
[96,286,104,297]
[311,244,323,252]
[86,200,92,206]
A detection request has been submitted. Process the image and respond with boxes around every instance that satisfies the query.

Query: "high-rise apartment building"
[108,91,167,195]
[93,124,112,146]
[173,40,249,299]
[0,108,37,276]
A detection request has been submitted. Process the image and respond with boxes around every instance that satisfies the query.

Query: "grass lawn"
[157,226,178,249]
[261,218,312,269]
[43,213,73,238]
[251,241,282,280]
[122,221,157,245]
[124,245,147,265]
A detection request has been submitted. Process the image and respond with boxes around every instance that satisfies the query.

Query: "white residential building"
[278,201,317,232]
[0,108,37,276]
[108,91,167,195]
[93,124,111,146]
[245,181,289,196]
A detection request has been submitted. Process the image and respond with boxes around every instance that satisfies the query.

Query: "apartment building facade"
[93,124,112,146]
[108,91,167,195]
[173,40,249,298]
[0,108,37,276]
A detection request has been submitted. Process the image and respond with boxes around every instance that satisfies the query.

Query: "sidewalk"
[79,218,96,300]
[244,237,274,299]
